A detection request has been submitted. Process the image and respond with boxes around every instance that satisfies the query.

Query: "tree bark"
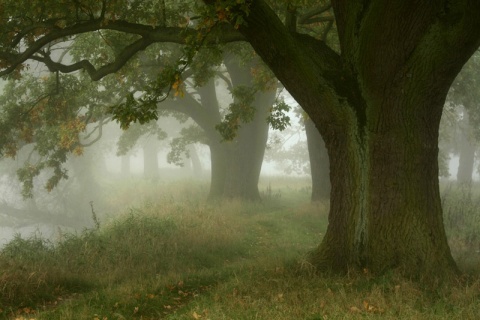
[309,91,457,276]
[224,0,480,278]
[305,118,330,201]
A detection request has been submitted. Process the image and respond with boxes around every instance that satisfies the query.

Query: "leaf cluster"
[215,84,256,141]
[167,125,206,166]
[0,72,99,196]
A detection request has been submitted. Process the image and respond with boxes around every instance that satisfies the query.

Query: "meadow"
[0,177,479,319]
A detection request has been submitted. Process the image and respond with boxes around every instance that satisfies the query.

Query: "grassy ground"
[0,177,479,319]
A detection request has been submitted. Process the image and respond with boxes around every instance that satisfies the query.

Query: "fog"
[1,104,479,250]
[0,131,476,250]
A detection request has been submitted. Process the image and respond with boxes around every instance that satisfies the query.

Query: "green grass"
[1,178,480,319]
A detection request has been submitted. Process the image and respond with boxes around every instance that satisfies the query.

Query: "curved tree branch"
[0,20,244,80]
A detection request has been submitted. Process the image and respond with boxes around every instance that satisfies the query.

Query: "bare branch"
[79,117,109,147]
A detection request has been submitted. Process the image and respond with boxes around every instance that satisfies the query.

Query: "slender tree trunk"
[143,140,159,180]
[457,110,475,185]
[188,144,203,178]
[120,154,130,177]
[194,79,229,200]
[305,118,330,201]
[207,139,227,200]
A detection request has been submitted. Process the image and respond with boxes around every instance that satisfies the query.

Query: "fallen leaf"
[363,300,369,310]
[349,306,362,313]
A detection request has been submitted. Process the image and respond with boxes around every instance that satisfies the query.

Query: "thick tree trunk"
[309,95,457,276]
[222,56,275,201]
[305,118,330,201]
[177,63,273,201]
[223,0,480,278]
[222,97,271,201]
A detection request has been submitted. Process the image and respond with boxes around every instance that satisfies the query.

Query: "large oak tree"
[1,0,480,278]
[224,0,480,277]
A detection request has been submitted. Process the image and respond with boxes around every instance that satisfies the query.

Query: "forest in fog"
[1,1,480,319]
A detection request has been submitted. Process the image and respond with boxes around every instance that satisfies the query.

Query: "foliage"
[167,125,206,166]
[0,0,288,196]
[215,85,257,141]
[0,72,103,196]
[265,107,310,175]
[267,98,291,131]
[116,121,167,156]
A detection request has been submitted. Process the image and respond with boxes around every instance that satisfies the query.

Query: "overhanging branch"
[0,20,244,81]
[33,36,155,80]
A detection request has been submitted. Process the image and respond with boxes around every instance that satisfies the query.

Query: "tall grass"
[0,178,479,319]
[442,183,480,273]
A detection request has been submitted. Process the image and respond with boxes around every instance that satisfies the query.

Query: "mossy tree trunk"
[310,87,457,275]
[226,0,480,277]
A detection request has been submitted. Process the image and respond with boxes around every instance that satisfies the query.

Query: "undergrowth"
[0,178,479,319]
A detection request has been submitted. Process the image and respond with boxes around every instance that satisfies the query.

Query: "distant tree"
[446,51,480,184]
[265,110,330,201]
